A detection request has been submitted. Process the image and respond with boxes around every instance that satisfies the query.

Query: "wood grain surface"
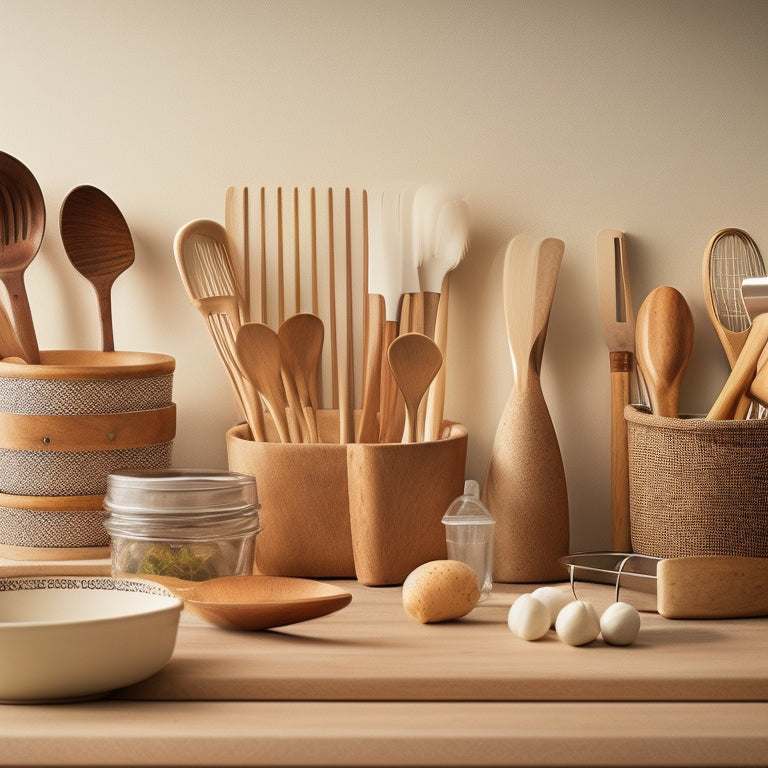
[0,573,765,767]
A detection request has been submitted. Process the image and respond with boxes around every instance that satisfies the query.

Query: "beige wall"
[3,0,767,551]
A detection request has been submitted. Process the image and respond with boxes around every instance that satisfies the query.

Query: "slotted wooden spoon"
[635,286,694,417]
[0,151,45,363]
[387,332,442,443]
[174,219,265,439]
[60,185,135,351]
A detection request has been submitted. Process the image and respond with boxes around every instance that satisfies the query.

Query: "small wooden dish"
[145,574,352,631]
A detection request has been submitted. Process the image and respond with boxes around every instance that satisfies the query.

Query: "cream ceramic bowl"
[0,576,182,702]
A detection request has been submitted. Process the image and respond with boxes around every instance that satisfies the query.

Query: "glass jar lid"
[104,469,258,513]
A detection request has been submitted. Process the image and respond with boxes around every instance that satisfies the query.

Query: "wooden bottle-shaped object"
[481,235,569,582]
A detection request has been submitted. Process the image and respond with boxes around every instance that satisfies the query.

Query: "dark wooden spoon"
[60,185,135,351]
[0,151,46,363]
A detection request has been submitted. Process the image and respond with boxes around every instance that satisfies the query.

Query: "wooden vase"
[481,235,569,583]
[482,372,569,582]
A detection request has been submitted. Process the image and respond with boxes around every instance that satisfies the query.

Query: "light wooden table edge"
[0,701,766,767]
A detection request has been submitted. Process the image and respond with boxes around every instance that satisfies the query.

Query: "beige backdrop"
[2,0,767,550]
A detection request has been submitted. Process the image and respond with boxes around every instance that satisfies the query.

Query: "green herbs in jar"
[137,544,219,581]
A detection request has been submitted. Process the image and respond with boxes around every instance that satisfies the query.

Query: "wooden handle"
[748,343,768,406]
[423,281,450,442]
[707,314,768,419]
[357,295,383,443]
[0,301,28,361]
[610,352,632,552]
[97,288,115,352]
[658,556,768,619]
[2,273,39,364]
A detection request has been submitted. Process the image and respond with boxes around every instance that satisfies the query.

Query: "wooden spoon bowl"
[60,185,135,352]
[143,574,352,631]
[635,285,695,418]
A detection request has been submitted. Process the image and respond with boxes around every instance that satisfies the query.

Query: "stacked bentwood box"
[0,352,175,560]
[0,151,175,560]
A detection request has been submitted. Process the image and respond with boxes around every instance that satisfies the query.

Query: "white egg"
[507,593,551,641]
[555,600,601,646]
[600,601,641,646]
[530,586,573,627]
[402,560,480,623]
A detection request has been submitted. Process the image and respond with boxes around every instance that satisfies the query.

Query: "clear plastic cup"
[442,480,495,599]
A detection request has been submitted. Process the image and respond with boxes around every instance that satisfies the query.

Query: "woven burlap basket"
[625,405,768,558]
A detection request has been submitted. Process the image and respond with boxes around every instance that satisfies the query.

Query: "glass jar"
[103,469,260,581]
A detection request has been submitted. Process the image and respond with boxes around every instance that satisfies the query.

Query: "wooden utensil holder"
[225,413,468,585]
[0,351,176,560]
[626,405,768,558]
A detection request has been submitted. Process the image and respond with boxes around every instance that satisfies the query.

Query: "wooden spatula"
[596,229,635,551]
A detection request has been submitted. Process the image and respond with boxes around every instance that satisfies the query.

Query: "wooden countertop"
[0,571,766,766]
[116,579,768,703]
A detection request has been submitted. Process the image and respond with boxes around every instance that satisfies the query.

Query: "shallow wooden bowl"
[146,574,352,631]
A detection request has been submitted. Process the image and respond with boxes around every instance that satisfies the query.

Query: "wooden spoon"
[635,286,694,417]
[708,313,768,419]
[236,322,292,442]
[279,313,324,442]
[60,185,135,352]
[142,574,352,631]
[386,332,442,443]
[0,151,45,363]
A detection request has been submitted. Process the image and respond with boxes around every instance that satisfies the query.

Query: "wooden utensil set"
[0,151,136,362]
[598,226,768,550]
[175,185,469,445]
